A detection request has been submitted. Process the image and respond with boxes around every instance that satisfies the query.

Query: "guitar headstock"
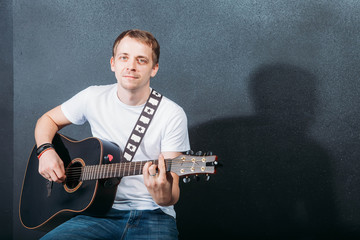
[170,152,218,178]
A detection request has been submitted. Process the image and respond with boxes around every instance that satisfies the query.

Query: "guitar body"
[19,134,122,232]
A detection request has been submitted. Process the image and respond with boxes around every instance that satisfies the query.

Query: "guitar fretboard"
[79,160,171,181]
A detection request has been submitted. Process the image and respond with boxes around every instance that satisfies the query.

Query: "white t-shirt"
[61,83,190,218]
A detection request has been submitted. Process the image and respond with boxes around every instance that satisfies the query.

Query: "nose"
[126,58,136,71]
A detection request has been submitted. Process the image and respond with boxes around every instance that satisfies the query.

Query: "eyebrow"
[117,53,128,57]
[117,53,149,60]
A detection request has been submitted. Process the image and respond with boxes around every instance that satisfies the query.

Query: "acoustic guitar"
[19,133,218,232]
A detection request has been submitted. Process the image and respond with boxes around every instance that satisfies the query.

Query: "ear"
[151,63,159,78]
[110,57,115,72]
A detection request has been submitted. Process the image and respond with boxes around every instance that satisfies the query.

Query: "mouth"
[122,74,139,79]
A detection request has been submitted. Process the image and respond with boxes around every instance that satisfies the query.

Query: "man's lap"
[40,208,178,240]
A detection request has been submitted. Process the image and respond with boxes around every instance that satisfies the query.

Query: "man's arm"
[143,151,181,206]
[35,105,72,183]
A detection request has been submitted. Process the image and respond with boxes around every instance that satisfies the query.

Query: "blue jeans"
[40,208,178,240]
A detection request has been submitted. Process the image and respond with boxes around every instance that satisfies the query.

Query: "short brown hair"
[112,29,160,65]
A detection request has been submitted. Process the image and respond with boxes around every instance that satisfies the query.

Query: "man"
[36,29,190,239]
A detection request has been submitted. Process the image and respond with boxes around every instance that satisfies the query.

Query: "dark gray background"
[2,0,360,239]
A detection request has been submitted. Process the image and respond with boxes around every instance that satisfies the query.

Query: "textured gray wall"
[0,0,13,239]
[9,0,360,239]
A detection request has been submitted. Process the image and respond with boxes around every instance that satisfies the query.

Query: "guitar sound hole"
[64,158,84,193]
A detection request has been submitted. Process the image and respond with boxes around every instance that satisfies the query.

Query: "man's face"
[110,36,159,92]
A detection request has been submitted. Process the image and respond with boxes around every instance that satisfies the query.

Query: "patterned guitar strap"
[122,89,163,162]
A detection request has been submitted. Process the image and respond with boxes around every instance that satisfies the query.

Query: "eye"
[119,55,128,61]
[137,58,148,64]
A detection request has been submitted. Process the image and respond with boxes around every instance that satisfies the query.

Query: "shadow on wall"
[176,63,339,239]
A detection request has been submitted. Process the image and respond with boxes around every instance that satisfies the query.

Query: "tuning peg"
[195,151,203,156]
[205,174,211,181]
[193,174,200,182]
[183,176,191,183]
[185,150,194,155]
[206,151,213,156]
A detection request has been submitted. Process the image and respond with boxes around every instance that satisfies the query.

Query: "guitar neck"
[78,160,171,181]
[65,154,217,182]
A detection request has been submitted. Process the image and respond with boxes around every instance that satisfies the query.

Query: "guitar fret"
[111,164,115,178]
[104,164,108,178]
[106,164,110,178]
[119,163,124,177]
[109,164,112,178]
[118,163,121,177]
[109,164,113,178]
[127,162,131,177]
[95,165,99,180]
[122,162,126,177]
[85,166,88,180]
[86,166,89,180]
[90,165,93,180]
[93,165,96,180]
[119,163,121,177]
[119,163,122,177]
[102,165,105,179]
[90,165,94,180]
[81,167,85,181]
[101,165,105,179]
[81,166,85,181]
[85,166,89,180]
[125,162,128,177]
[83,166,86,181]
[138,161,143,175]
[95,165,98,180]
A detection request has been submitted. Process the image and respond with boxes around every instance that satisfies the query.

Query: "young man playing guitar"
[35,29,190,239]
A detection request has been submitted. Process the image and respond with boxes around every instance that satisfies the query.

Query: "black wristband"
[36,143,54,156]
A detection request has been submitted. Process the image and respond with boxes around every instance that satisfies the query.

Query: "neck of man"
[116,85,151,106]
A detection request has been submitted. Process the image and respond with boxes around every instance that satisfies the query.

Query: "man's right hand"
[38,149,66,183]
[35,105,72,183]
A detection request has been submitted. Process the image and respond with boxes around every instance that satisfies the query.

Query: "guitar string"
[65,168,208,181]
[65,171,211,181]
[64,159,208,175]
[64,167,211,181]
[65,159,209,173]
[63,159,212,181]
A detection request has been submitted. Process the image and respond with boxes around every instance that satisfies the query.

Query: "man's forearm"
[35,105,72,145]
[35,114,60,145]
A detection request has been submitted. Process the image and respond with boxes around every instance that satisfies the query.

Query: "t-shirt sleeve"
[161,107,190,152]
[61,87,90,125]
